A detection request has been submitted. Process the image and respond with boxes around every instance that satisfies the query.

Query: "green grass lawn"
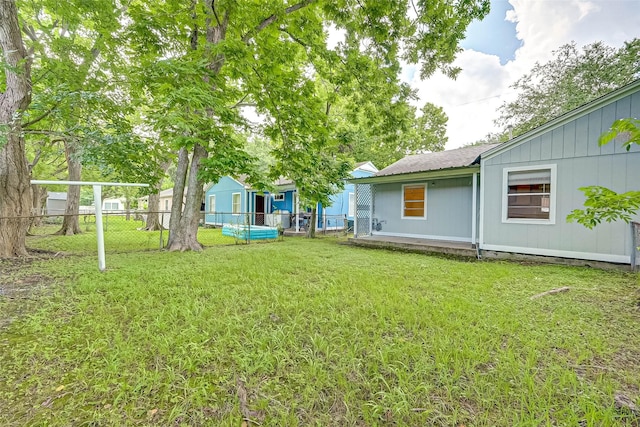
[1,237,639,426]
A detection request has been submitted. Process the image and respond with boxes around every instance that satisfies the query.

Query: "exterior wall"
[46,192,67,215]
[159,195,173,212]
[372,176,475,242]
[270,190,295,213]
[481,91,640,263]
[204,177,248,225]
[324,168,376,229]
[102,198,123,211]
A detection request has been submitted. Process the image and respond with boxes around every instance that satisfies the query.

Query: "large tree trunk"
[56,142,82,235]
[0,0,33,257]
[145,159,171,230]
[166,144,207,251]
[145,192,162,230]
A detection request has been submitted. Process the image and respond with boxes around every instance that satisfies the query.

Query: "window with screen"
[504,167,555,222]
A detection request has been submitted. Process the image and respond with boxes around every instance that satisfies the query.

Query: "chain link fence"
[4,210,353,256]
[16,212,234,254]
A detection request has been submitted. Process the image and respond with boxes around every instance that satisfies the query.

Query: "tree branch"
[241,0,314,43]
[211,0,221,27]
[22,101,60,128]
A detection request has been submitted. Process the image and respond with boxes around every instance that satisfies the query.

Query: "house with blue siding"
[204,161,378,230]
[350,80,640,266]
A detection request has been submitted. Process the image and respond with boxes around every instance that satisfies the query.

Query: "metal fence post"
[632,221,639,272]
[159,211,164,249]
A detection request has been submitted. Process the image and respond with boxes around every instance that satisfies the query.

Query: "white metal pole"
[353,184,358,238]
[93,185,106,272]
[471,172,478,246]
[295,191,300,233]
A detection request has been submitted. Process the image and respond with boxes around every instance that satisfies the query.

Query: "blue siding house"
[204,162,378,230]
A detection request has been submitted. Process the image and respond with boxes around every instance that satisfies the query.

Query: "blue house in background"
[203,161,377,231]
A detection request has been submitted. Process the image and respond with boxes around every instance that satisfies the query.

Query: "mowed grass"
[0,238,639,426]
[27,216,238,254]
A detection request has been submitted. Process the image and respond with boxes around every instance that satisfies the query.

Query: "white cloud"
[407,0,640,149]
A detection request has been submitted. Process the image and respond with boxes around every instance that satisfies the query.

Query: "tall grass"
[1,238,638,425]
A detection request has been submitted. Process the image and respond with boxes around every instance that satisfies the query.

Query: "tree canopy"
[494,39,640,140]
[1,0,490,255]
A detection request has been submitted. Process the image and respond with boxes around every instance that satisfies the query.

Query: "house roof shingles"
[375,144,501,177]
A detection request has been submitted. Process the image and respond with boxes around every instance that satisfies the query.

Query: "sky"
[404,0,640,149]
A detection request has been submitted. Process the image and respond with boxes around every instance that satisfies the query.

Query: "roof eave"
[348,165,480,184]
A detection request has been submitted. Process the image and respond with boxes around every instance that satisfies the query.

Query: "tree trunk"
[308,206,317,238]
[166,144,207,251]
[145,160,171,230]
[145,192,162,230]
[56,142,82,235]
[0,0,33,257]
[28,184,47,231]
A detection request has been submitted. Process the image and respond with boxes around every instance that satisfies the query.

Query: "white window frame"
[164,200,169,211]
[232,192,241,215]
[401,183,427,220]
[348,192,355,218]
[273,193,285,201]
[208,195,216,213]
[502,164,557,225]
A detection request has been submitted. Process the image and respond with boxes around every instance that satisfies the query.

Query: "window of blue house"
[232,192,241,214]
[208,195,216,213]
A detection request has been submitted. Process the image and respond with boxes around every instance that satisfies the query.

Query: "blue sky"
[405,0,640,148]
[461,0,521,65]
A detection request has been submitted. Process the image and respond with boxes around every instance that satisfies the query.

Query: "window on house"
[503,166,556,222]
[348,192,355,217]
[104,202,119,210]
[208,195,216,213]
[232,193,241,214]
[164,200,169,211]
[402,184,426,219]
[273,193,285,201]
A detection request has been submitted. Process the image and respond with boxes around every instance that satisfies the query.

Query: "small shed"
[46,192,67,215]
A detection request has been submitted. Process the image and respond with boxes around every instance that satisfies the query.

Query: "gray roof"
[376,144,501,177]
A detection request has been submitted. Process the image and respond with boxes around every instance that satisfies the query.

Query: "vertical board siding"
[600,103,616,156]
[587,109,603,157]
[540,131,553,160]
[574,115,589,157]
[529,137,541,161]
[373,177,473,240]
[481,89,640,261]
[551,128,564,159]
[562,120,576,158]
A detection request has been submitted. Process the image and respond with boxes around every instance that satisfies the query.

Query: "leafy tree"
[567,118,640,228]
[0,0,33,257]
[129,0,488,250]
[495,39,640,138]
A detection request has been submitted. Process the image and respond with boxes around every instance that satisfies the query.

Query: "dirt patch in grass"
[0,251,60,330]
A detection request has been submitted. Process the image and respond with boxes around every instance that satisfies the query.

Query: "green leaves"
[496,39,640,138]
[598,118,640,151]
[567,117,640,229]
[567,186,640,229]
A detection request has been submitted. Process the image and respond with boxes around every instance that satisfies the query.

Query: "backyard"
[0,229,639,426]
